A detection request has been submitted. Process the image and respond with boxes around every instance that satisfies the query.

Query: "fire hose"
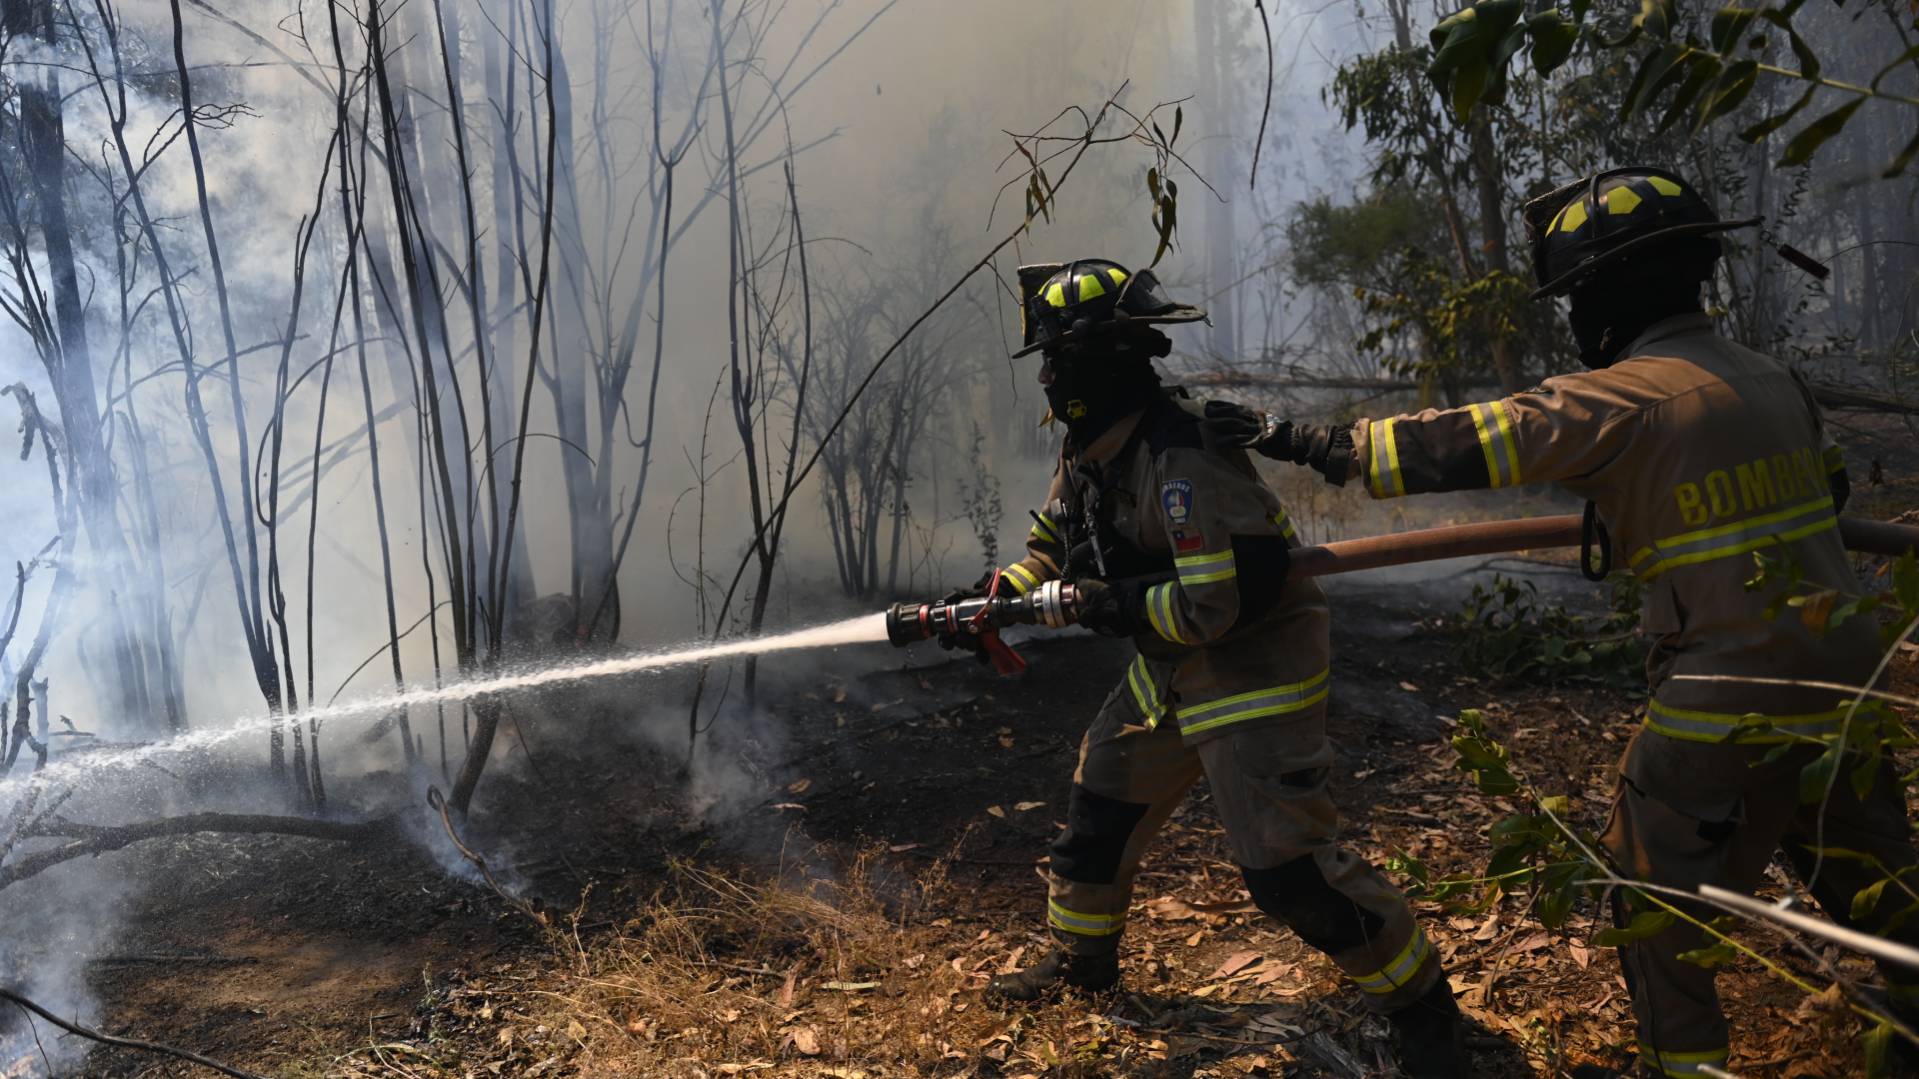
[884,515,1919,674]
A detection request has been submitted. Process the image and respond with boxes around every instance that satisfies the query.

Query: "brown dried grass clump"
[515,850,1131,1078]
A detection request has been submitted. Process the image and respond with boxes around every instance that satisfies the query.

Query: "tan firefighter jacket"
[1347,313,1874,743]
[1001,396,1330,743]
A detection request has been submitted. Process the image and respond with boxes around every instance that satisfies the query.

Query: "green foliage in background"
[1426,0,1919,175]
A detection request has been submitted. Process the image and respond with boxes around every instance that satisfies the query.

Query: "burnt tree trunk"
[5,0,163,731]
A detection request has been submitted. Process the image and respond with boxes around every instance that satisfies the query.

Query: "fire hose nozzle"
[883,579,1079,647]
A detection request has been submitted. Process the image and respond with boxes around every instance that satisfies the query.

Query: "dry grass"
[430,852,1165,1078]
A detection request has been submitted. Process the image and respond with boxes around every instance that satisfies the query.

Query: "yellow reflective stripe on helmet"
[1174,549,1236,586]
[1272,509,1298,542]
[1606,186,1642,215]
[1633,496,1835,581]
[1144,583,1185,645]
[1644,698,1855,744]
[1047,899,1124,937]
[1177,669,1331,736]
[1125,655,1164,728]
[1823,444,1845,475]
[1351,926,1432,995]
[1555,200,1589,233]
[1001,562,1041,595]
[1044,282,1067,308]
[1367,419,1406,498]
[1646,175,1684,197]
[1077,272,1106,301]
[1106,267,1127,286]
[1636,1042,1729,1078]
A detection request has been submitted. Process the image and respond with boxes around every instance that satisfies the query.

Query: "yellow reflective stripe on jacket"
[1351,926,1432,995]
[1636,1042,1729,1078]
[1468,401,1522,488]
[1823,444,1845,475]
[1144,583,1185,645]
[1630,496,1835,581]
[1047,899,1124,937]
[1644,698,1855,744]
[1174,548,1236,585]
[1028,512,1060,545]
[1272,509,1298,543]
[1125,655,1166,728]
[1177,669,1330,736]
[1367,418,1406,498]
[1002,562,1041,595]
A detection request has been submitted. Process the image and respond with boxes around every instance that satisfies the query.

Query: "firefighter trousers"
[1601,729,1919,1076]
[1042,677,1440,1011]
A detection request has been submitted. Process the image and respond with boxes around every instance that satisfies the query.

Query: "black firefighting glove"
[1072,577,1145,638]
[1200,400,1354,486]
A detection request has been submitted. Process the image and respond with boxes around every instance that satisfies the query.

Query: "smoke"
[0,1,1401,1066]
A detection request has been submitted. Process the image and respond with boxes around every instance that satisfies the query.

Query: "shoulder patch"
[1161,479,1193,525]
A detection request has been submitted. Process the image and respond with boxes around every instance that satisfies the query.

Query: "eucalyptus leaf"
[1779,99,1867,167]
[1593,908,1675,947]
[1528,11,1578,73]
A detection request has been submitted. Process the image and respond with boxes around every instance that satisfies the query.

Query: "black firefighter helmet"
[1013,258,1207,358]
[1523,166,1758,300]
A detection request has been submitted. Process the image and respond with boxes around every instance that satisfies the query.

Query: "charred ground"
[60,563,1916,1078]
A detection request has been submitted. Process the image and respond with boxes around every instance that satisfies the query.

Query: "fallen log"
[0,812,397,891]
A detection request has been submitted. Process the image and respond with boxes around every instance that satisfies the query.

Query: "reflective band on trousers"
[1627,496,1835,581]
[1467,400,1523,489]
[1177,669,1330,736]
[1637,1042,1729,1078]
[1002,562,1042,595]
[1174,548,1236,585]
[1644,697,1855,744]
[1352,926,1432,996]
[1125,655,1167,729]
[1144,583,1185,645]
[1048,899,1124,937]
[1366,418,1406,498]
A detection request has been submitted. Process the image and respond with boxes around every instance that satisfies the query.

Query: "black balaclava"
[1041,328,1171,445]
[1566,237,1720,369]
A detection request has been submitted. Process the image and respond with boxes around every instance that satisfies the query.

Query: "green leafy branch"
[1423,708,1919,1068]
[1426,0,1919,174]
[995,93,1202,271]
[1448,573,1644,684]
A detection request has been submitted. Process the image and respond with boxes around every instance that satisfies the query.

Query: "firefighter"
[1202,167,1919,1076]
[952,258,1464,1076]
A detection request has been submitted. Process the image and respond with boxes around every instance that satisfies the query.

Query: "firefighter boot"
[984,949,1119,1003]
[1385,977,1467,1078]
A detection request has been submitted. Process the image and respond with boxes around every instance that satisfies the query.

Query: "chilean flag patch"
[1161,479,1193,524]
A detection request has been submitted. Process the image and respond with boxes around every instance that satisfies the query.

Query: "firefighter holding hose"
[1204,166,1919,1076]
[946,259,1464,1075]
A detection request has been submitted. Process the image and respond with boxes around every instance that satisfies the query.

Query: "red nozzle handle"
[978,629,1027,676]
